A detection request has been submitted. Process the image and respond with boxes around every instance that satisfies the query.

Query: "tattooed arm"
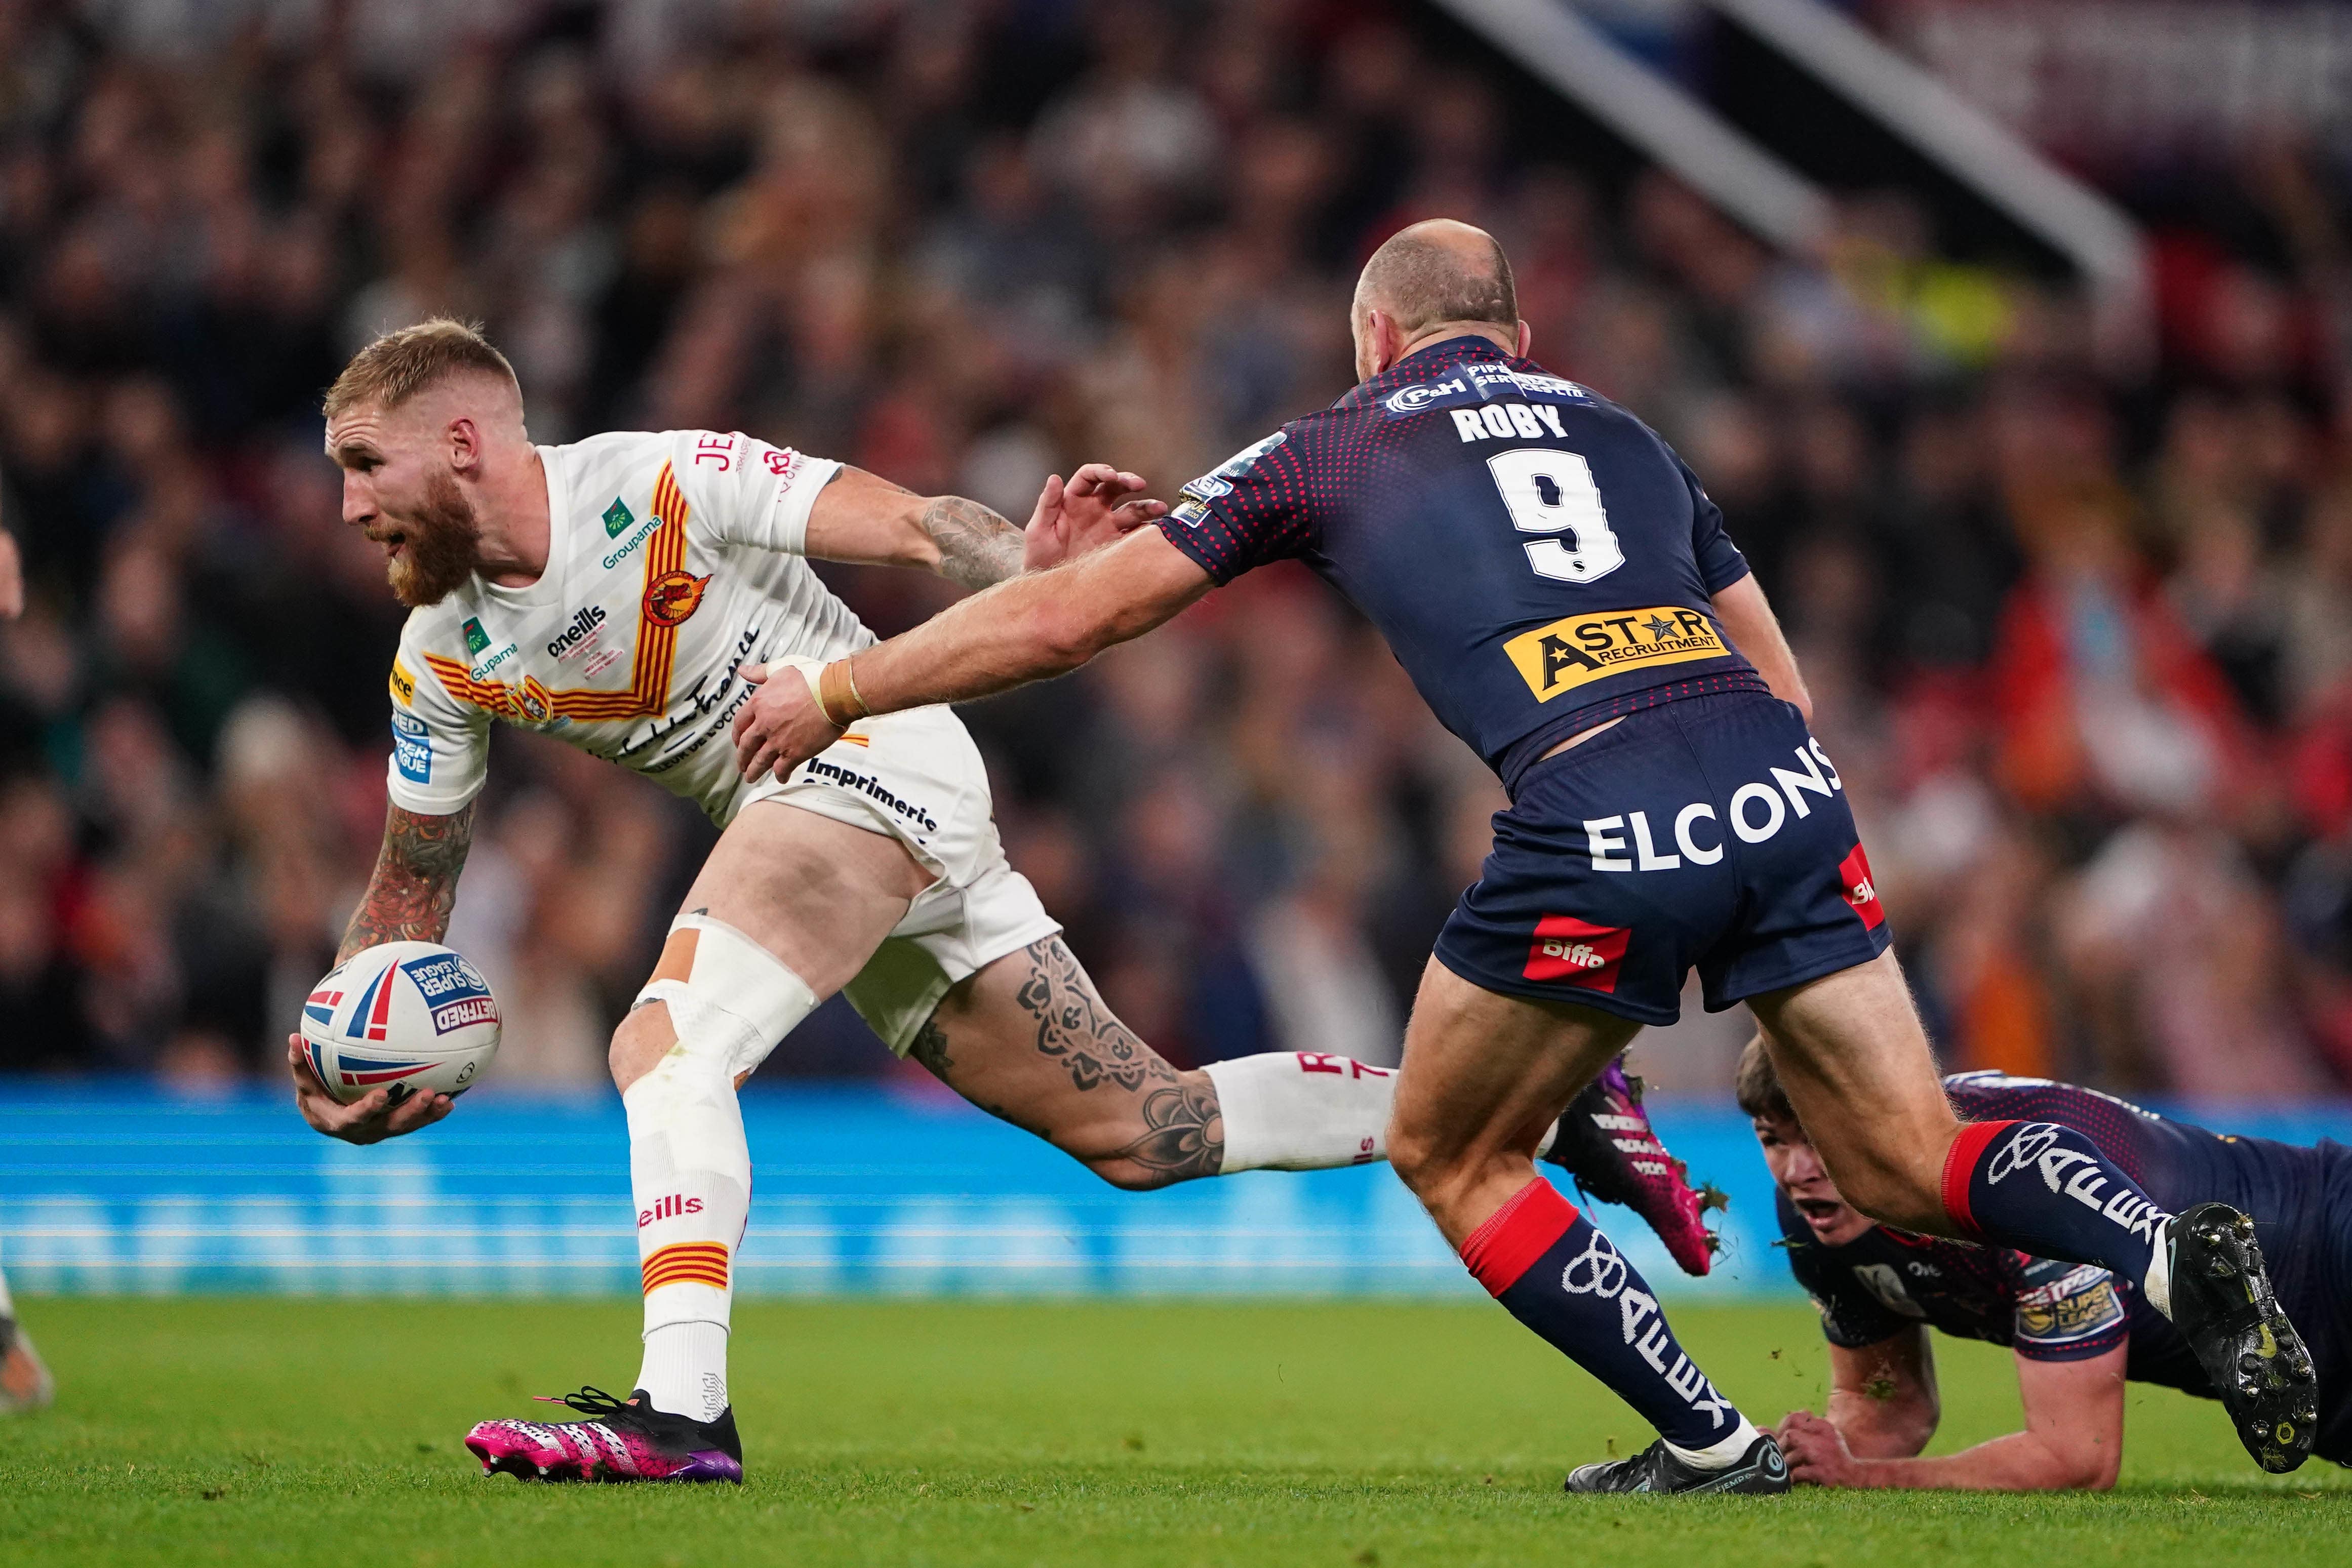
[287,801,476,1144]
[337,801,477,962]
[801,463,1164,588]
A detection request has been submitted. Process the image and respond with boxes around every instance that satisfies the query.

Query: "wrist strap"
[816,658,869,728]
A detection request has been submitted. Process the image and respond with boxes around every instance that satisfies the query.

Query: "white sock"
[1202,1051,1563,1172]
[639,1321,730,1422]
[624,1024,756,1424]
[1664,1416,1764,1471]
[0,1264,14,1321]
[624,918,820,1424]
[2142,1216,2174,1319]
[1204,1052,1401,1172]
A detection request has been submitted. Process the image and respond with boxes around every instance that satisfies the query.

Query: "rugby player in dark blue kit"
[1734,1039,2351,1486]
[730,220,2316,1488]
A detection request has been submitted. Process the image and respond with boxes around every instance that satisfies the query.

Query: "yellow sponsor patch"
[389,658,416,707]
[1502,605,1728,702]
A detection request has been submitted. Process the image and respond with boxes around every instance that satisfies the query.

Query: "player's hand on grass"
[1775,1410,1859,1487]
[1021,463,1163,572]
[287,1032,453,1143]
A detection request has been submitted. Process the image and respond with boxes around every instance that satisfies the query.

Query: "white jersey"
[383,429,864,824]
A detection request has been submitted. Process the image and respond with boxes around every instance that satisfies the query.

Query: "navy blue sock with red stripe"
[1942,1120,2171,1302]
[1460,1178,1748,1452]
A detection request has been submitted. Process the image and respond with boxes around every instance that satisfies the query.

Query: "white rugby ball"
[298,941,502,1106]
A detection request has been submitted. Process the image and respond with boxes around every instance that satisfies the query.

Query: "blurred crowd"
[8,0,2352,1101]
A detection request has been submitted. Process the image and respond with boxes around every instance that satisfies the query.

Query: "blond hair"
[323,318,520,421]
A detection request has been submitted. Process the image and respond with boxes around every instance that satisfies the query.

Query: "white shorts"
[733,702,1060,1055]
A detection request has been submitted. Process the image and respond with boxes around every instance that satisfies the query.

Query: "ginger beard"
[377,466,483,609]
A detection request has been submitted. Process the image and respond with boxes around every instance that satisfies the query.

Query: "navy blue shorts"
[1433,690,1892,1026]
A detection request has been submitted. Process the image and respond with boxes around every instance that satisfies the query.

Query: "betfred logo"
[1525,914,1630,991]
[1839,843,1884,930]
[639,1194,705,1228]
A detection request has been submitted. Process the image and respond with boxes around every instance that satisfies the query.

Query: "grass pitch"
[1,1298,2344,1566]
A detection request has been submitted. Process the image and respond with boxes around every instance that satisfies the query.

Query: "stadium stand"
[4,0,2351,1103]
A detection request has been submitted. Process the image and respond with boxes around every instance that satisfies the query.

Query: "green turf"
[1,1298,2344,1566]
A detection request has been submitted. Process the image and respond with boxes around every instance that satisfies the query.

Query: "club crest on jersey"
[602,496,635,539]
[516,674,556,723]
[1502,605,1728,702]
[643,569,710,628]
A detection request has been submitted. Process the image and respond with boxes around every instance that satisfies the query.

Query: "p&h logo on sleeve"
[1502,605,1728,702]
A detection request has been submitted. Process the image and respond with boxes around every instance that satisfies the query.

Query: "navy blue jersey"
[1159,338,1764,792]
[1781,1071,2352,1462]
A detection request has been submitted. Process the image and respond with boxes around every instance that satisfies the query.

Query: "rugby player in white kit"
[288,319,1708,1484]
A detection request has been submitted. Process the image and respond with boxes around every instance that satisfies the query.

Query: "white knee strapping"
[626,914,819,1349]
[633,912,821,1080]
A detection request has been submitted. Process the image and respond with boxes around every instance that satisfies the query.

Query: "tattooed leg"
[912,937,1221,1189]
[910,937,1407,1189]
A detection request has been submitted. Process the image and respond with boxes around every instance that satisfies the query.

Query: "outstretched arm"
[731,523,1214,783]
[1781,1339,2127,1490]
[803,464,1162,589]
[288,800,477,1143]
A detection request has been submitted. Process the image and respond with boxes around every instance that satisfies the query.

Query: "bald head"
[1354,219,1518,338]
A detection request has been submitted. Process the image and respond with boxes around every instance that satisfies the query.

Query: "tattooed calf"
[1013,938,1175,1094]
[1111,1078,1224,1181]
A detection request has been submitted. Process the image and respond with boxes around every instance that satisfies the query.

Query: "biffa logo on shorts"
[1524,914,1629,992]
[1839,842,1884,930]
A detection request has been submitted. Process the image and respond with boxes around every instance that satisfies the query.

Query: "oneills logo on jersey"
[1502,606,1728,702]
[423,462,697,724]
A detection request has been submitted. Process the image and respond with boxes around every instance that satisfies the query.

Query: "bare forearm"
[337,801,476,962]
[919,495,1026,590]
[1837,1430,2103,1491]
[850,529,1211,717]
[854,568,1104,712]
[1826,1389,1936,1460]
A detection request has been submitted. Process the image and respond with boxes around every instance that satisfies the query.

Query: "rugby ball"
[298,941,502,1106]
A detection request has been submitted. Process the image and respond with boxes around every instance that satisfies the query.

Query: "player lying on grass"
[289,319,1717,1485]
[730,218,2315,1492]
[1737,1039,2337,1487]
